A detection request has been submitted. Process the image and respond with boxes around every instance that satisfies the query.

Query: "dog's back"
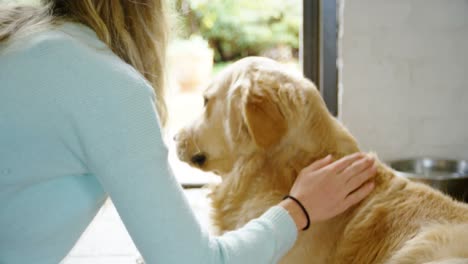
[329,165,468,264]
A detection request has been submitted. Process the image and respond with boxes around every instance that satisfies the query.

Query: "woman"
[0,1,376,263]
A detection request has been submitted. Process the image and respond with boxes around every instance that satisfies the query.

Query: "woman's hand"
[279,153,377,231]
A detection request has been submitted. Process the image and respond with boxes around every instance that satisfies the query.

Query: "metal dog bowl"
[388,158,468,202]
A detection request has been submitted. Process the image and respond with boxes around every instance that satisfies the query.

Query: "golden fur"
[175,57,468,264]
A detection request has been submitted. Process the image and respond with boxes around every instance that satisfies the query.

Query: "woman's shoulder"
[1,22,153,96]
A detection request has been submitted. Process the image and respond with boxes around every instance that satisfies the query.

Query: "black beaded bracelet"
[283,195,310,231]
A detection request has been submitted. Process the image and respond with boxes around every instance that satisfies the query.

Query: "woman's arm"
[72,78,376,263]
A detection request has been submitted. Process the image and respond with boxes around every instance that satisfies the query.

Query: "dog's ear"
[243,81,287,149]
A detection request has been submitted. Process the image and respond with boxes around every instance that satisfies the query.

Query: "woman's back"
[0,23,155,263]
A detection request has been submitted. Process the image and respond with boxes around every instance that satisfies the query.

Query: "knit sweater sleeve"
[54,29,298,263]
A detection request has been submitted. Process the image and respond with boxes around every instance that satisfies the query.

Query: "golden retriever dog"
[174,57,468,264]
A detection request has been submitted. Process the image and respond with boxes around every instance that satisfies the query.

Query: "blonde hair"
[0,0,169,126]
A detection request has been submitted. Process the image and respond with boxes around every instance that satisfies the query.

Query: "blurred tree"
[175,0,301,62]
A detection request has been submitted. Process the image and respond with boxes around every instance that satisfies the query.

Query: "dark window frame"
[302,0,338,116]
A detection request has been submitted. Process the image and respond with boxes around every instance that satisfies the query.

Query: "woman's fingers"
[341,156,375,182]
[343,181,375,210]
[323,152,365,174]
[303,154,334,172]
[345,162,377,195]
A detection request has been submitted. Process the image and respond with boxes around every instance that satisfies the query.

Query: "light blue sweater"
[0,22,297,263]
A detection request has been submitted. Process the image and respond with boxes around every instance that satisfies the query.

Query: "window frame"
[302,0,338,116]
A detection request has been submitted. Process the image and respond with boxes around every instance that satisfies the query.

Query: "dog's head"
[174,57,358,176]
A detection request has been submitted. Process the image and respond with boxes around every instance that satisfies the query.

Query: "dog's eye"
[203,96,208,106]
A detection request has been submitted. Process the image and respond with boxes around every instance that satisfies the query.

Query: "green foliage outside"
[175,0,301,62]
[2,0,301,66]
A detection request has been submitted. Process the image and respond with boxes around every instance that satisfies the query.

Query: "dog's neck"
[277,116,394,186]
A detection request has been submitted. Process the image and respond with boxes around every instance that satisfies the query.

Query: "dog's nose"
[173,133,178,141]
[191,153,206,166]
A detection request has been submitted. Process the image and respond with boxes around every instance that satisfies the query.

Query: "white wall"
[339,0,468,161]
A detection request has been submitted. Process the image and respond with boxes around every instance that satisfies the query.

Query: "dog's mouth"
[174,135,231,175]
